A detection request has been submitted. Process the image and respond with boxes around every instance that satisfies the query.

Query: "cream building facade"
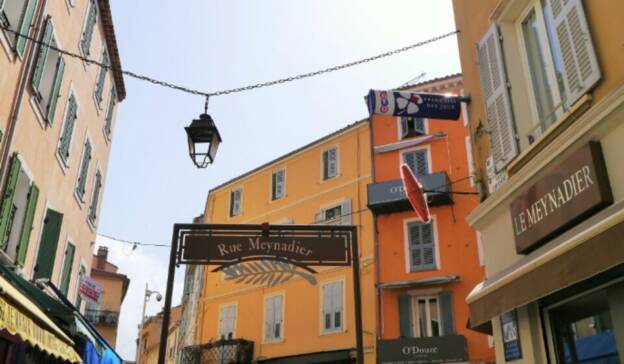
[0,0,125,308]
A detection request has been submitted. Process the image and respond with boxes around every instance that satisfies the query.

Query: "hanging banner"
[367,90,461,120]
[79,276,103,303]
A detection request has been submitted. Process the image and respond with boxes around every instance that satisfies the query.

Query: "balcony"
[367,172,453,214]
[180,339,254,364]
[85,309,119,327]
[377,335,468,364]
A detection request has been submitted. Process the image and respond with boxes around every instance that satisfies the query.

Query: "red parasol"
[400,163,431,223]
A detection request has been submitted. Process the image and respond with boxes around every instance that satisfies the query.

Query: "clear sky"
[95,0,460,359]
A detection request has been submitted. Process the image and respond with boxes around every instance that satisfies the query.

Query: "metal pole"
[136,283,148,364]
[351,227,364,363]
[158,225,179,364]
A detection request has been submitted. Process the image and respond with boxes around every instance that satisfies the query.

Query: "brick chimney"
[96,246,108,269]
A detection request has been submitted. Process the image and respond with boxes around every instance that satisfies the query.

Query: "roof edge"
[98,0,126,101]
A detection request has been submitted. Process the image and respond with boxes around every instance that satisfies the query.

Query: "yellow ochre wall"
[198,120,377,362]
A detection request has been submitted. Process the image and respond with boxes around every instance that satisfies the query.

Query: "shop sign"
[367,90,462,120]
[510,142,613,254]
[500,309,522,361]
[367,173,452,213]
[79,276,103,303]
[377,336,468,364]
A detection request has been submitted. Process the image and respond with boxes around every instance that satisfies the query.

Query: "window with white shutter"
[229,189,242,217]
[322,281,344,333]
[402,149,429,176]
[264,295,283,342]
[478,24,518,172]
[218,305,236,340]
[271,169,285,200]
[407,220,436,272]
[322,147,338,180]
[400,117,426,139]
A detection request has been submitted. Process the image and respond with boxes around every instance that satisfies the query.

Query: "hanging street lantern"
[185,97,222,168]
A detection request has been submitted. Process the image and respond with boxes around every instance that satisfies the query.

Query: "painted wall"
[197,121,377,362]
[0,0,122,307]
[371,77,494,362]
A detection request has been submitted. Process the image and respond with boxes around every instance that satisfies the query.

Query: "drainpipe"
[0,0,48,199]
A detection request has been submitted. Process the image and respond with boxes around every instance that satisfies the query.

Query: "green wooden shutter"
[33,209,63,280]
[15,0,38,56]
[88,171,101,223]
[46,55,65,123]
[0,155,21,249]
[76,140,91,200]
[59,243,75,295]
[439,292,455,335]
[104,87,116,138]
[398,295,412,337]
[16,183,38,266]
[0,0,5,11]
[59,94,77,160]
[31,18,53,93]
[94,51,109,106]
[80,0,97,56]
[76,264,86,307]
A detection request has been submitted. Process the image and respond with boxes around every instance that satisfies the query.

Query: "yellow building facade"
[194,120,376,363]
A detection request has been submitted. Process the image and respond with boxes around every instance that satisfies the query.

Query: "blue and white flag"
[367,90,461,120]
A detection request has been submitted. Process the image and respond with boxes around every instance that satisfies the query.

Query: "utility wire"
[1,24,458,98]
[97,233,170,248]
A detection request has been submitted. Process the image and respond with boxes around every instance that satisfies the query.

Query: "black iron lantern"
[185,105,222,168]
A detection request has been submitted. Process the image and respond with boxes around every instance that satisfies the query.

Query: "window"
[264,295,283,342]
[229,189,242,217]
[400,116,426,139]
[218,305,236,340]
[31,18,65,124]
[320,200,351,225]
[94,50,108,108]
[271,169,285,200]
[322,281,343,333]
[398,292,455,338]
[88,169,102,225]
[0,0,37,56]
[402,149,429,176]
[58,93,78,165]
[407,220,436,272]
[80,0,97,56]
[103,86,117,140]
[322,147,338,180]
[59,242,75,296]
[33,208,63,280]
[0,154,39,266]
[75,138,92,202]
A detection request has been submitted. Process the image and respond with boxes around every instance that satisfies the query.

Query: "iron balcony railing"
[180,339,254,364]
[84,309,119,327]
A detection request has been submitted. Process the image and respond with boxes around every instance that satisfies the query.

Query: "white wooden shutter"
[323,284,332,330]
[265,298,274,340]
[546,0,600,106]
[333,281,343,329]
[478,24,518,171]
[340,199,351,225]
[274,296,283,338]
[327,148,338,178]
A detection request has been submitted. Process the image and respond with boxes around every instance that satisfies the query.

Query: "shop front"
[467,140,624,363]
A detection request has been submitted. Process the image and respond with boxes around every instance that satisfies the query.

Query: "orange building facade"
[368,75,494,363]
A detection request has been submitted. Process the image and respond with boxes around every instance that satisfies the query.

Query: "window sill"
[320,328,346,336]
[102,127,111,146]
[29,96,49,130]
[55,151,70,176]
[507,95,593,176]
[262,338,284,345]
[0,28,16,62]
[92,93,103,115]
[87,216,96,232]
[74,190,85,210]
[320,174,341,184]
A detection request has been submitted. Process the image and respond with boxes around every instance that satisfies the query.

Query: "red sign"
[79,276,102,303]
[400,164,431,223]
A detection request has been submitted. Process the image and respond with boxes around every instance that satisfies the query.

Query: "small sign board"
[501,309,522,361]
[377,336,468,364]
[79,276,102,303]
[367,90,461,120]
[510,142,613,253]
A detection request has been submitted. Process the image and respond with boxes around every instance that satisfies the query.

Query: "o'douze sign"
[510,142,613,254]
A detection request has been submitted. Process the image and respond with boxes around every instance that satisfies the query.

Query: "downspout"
[0,0,48,196]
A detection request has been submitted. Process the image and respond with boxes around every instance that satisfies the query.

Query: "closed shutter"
[104,87,116,138]
[94,51,109,105]
[89,171,102,223]
[408,221,436,271]
[59,94,77,160]
[0,0,4,11]
[403,149,429,176]
[0,155,21,249]
[323,284,332,330]
[546,0,600,106]
[33,209,63,280]
[398,295,413,337]
[47,55,65,123]
[274,295,283,339]
[340,199,351,225]
[478,24,518,171]
[325,148,338,179]
[439,292,455,335]
[31,18,53,92]
[81,0,97,56]
[16,183,38,266]
[414,118,425,134]
[265,298,274,340]
[333,281,343,329]
[15,0,37,56]
[59,243,75,295]
[76,140,91,200]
